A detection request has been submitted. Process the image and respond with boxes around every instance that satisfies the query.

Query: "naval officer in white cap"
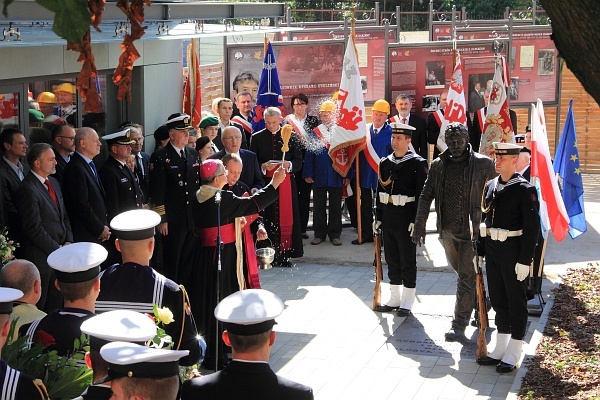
[75,310,158,400]
[95,209,203,366]
[98,342,188,400]
[181,289,314,400]
[0,287,49,399]
[21,242,107,360]
[476,142,540,373]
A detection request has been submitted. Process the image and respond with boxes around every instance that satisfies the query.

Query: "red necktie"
[402,118,407,124]
[44,179,59,207]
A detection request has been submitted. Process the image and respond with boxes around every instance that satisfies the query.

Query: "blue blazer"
[303,138,345,188]
[359,123,392,190]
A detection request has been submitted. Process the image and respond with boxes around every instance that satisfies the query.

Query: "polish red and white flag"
[530,99,569,242]
[437,52,468,152]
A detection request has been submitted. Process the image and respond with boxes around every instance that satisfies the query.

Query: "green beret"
[199,115,219,129]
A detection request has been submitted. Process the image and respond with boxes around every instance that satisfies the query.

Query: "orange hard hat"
[319,100,337,113]
[37,91,57,104]
[57,83,76,94]
[372,99,390,115]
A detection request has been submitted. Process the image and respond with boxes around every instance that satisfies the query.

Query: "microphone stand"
[214,189,222,372]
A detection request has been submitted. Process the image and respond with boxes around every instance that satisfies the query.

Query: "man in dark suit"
[390,94,428,160]
[0,128,29,256]
[213,98,247,150]
[209,126,264,193]
[50,123,76,188]
[16,143,73,312]
[427,90,448,160]
[232,91,254,143]
[128,123,151,204]
[149,113,200,282]
[181,289,314,400]
[62,127,111,245]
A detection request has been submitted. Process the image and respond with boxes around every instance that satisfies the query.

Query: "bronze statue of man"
[412,123,496,342]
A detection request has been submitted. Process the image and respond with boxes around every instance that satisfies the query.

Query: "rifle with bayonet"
[372,190,383,310]
[473,239,489,358]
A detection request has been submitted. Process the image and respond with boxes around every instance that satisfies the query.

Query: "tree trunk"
[542,0,600,105]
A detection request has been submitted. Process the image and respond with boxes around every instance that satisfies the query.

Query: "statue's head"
[444,123,469,158]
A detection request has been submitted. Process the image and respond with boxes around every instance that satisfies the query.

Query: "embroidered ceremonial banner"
[328,35,367,177]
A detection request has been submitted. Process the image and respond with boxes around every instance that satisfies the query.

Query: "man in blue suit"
[62,127,110,245]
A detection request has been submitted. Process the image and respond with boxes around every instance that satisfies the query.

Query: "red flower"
[33,330,56,348]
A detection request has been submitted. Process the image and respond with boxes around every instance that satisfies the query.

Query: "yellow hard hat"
[319,100,336,113]
[372,99,390,115]
[37,91,57,104]
[57,83,76,95]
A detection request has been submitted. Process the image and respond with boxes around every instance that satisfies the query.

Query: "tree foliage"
[541,0,600,107]
[444,0,531,19]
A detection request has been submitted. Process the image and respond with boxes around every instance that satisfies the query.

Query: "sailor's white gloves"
[515,262,529,281]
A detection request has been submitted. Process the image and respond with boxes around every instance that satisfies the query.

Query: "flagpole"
[349,7,363,243]
[263,35,267,60]
[192,38,196,110]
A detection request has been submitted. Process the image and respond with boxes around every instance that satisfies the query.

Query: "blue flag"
[251,41,285,132]
[553,99,587,238]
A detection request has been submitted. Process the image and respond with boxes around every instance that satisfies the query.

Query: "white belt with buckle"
[486,228,522,242]
[379,193,415,206]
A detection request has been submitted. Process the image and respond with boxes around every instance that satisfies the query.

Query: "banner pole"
[356,156,362,243]
[263,35,268,60]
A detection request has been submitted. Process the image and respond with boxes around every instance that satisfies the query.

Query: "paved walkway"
[208,174,600,399]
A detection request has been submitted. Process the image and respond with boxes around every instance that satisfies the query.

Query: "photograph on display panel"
[509,77,519,101]
[425,61,445,88]
[422,94,440,113]
[538,49,555,76]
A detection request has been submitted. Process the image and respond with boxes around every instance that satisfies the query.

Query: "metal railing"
[286,7,548,30]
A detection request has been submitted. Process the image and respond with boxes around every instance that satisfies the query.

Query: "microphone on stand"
[214,188,222,371]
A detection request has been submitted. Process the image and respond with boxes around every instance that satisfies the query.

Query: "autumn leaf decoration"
[64,0,104,114]
[3,0,150,112]
[113,0,151,102]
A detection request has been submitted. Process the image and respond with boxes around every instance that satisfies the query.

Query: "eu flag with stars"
[554,100,587,238]
[251,41,285,132]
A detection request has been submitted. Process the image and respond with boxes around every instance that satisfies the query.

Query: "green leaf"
[37,0,92,43]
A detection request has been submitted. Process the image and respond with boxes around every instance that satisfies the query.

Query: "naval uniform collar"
[387,150,416,164]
